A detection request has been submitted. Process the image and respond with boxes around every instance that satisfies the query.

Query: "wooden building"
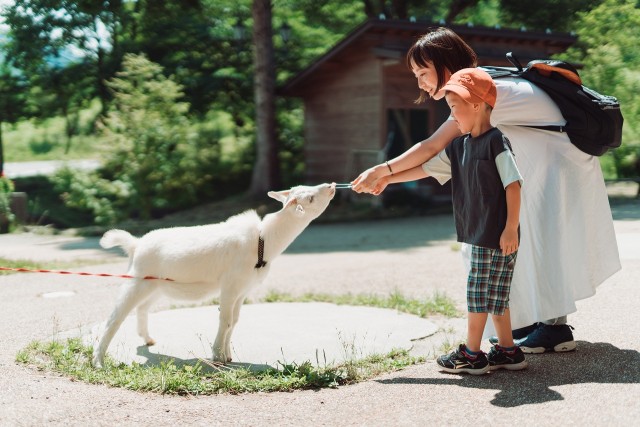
[280,19,577,195]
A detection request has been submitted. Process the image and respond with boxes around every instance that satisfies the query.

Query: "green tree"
[0,65,28,175]
[55,53,249,225]
[250,0,280,196]
[3,0,129,113]
[101,54,200,220]
[499,0,603,31]
[561,0,640,178]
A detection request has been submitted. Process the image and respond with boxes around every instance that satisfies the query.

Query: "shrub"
[0,175,15,233]
[53,54,251,225]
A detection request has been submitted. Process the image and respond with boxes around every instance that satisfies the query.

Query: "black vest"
[445,128,517,250]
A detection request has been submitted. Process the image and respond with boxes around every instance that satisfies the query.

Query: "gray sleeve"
[422,150,452,185]
[495,150,523,188]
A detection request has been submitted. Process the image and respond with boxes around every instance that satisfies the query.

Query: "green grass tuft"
[14,290,456,394]
[262,290,461,318]
[17,338,424,395]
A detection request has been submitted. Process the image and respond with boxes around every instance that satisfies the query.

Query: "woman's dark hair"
[406,27,478,103]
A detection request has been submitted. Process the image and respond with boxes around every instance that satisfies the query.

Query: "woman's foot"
[488,322,540,344]
[515,324,576,353]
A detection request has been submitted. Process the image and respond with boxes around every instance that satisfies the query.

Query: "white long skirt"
[470,77,622,336]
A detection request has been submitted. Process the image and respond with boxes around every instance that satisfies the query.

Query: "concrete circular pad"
[81,302,438,368]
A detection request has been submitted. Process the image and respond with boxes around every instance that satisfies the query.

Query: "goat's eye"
[309,196,314,203]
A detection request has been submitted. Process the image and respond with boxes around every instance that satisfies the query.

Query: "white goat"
[92,183,336,368]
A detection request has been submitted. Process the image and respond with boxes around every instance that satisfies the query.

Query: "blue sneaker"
[515,324,576,354]
[488,323,539,345]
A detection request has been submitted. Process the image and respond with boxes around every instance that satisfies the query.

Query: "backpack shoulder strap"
[479,65,518,79]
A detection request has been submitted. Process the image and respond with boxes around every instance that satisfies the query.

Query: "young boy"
[370,68,526,374]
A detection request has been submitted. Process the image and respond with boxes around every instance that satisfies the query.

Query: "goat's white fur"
[92,183,336,367]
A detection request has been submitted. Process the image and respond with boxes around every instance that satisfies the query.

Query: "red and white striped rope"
[0,266,174,281]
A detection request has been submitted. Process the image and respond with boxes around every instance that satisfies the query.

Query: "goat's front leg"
[212,293,243,363]
[224,296,246,360]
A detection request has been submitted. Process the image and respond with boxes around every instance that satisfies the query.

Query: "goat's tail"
[100,229,137,257]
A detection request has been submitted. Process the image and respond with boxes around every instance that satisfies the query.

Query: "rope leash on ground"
[0,266,174,281]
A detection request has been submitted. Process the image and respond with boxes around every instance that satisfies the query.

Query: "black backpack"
[481,52,623,156]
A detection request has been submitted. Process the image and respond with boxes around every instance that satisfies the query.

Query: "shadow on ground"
[376,342,640,408]
[610,199,640,221]
[44,214,458,256]
[135,345,275,372]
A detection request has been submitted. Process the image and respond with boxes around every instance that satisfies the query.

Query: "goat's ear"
[284,197,298,209]
[268,190,290,203]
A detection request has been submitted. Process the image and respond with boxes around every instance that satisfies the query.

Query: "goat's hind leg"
[137,292,160,346]
[92,280,155,368]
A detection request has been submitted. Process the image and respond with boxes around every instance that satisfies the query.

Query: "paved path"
[0,201,638,426]
[4,160,100,178]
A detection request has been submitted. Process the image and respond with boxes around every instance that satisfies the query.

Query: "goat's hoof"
[212,353,227,363]
[92,356,104,369]
[145,338,156,346]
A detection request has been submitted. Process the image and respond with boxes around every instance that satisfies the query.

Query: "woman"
[351,27,621,353]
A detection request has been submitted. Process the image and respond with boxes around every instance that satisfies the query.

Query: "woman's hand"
[351,165,384,194]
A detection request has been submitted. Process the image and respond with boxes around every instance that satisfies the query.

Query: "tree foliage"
[54,54,248,224]
[3,0,128,107]
[0,64,28,174]
[561,0,640,177]
[4,0,640,226]
[499,0,604,31]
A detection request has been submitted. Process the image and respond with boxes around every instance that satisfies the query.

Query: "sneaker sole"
[489,360,529,371]
[439,366,490,375]
[519,340,577,354]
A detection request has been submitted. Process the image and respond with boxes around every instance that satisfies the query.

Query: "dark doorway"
[385,109,429,159]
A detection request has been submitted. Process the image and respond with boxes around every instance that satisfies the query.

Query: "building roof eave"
[279,18,577,97]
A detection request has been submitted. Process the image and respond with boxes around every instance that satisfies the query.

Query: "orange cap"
[443,68,497,108]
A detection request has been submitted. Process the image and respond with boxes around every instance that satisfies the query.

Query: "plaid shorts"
[467,245,517,315]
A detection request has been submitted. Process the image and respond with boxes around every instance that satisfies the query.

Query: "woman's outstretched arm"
[351,119,460,193]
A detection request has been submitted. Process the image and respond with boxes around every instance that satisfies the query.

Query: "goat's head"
[268,183,336,221]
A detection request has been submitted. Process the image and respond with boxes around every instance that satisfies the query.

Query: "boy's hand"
[371,177,389,195]
[500,227,519,255]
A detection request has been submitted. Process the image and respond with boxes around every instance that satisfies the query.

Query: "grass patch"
[4,100,105,162]
[14,290,455,394]
[0,257,113,275]
[16,338,424,395]
[0,258,48,275]
[261,290,461,318]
